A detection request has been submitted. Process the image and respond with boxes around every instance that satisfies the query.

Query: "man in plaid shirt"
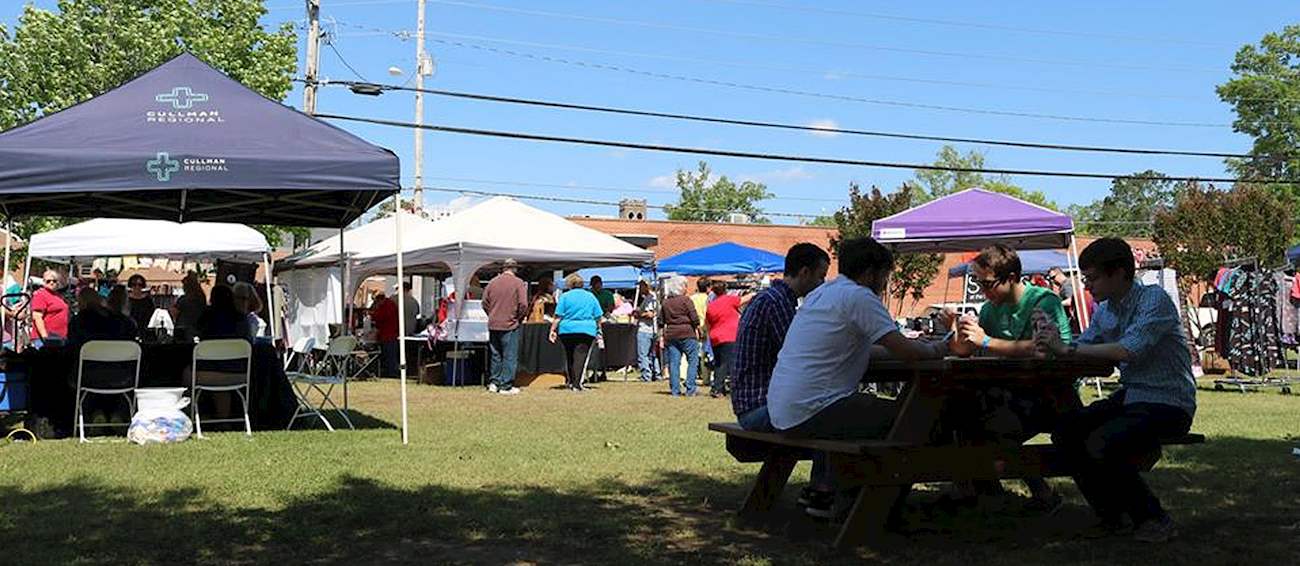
[1035,238,1197,544]
[731,243,831,430]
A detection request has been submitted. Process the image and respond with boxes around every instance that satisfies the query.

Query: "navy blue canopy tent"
[947,250,1073,278]
[0,53,397,226]
[1288,244,1300,265]
[658,242,785,276]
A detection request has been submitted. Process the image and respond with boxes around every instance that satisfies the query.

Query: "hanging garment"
[1276,273,1298,338]
[1226,272,1285,377]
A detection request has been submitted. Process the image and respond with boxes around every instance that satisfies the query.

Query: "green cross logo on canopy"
[155,87,209,109]
[147,152,180,182]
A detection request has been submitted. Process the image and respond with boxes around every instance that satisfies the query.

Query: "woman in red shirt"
[31,270,69,348]
[705,281,749,398]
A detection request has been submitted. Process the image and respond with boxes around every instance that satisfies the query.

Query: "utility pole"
[413,0,429,210]
[303,0,322,115]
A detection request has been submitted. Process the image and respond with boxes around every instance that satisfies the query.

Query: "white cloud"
[806,119,841,138]
[743,166,815,184]
[823,71,843,81]
[647,174,677,189]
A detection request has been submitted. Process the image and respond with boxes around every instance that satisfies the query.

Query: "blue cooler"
[0,367,29,412]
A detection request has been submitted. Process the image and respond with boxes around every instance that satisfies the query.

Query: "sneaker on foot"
[487,383,499,393]
[497,387,521,396]
[1133,516,1177,543]
[804,489,836,519]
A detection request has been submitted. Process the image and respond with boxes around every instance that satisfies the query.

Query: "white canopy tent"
[23,218,276,337]
[350,197,655,324]
[275,212,443,349]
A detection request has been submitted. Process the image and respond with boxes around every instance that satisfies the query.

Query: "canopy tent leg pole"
[20,253,31,353]
[263,253,276,346]
[1066,235,1099,397]
[1068,236,1090,329]
[339,226,349,335]
[2,217,10,351]
[395,198,409,445]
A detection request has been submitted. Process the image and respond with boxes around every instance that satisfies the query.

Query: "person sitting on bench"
[730,242,831,515]
[766,237,947,515]
[948,244,1074,513]
[1034,237,1196,543]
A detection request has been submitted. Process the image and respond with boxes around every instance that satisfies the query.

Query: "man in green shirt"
[950,244,1075,513]
[590,275,615,316]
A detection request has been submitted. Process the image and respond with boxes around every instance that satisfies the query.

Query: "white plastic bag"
[128,388,193,445]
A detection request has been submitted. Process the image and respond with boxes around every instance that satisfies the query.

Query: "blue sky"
[5,1,1298,223]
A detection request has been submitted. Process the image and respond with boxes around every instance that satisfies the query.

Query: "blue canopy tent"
[947,250,1073,278]
[0,53,416,442]
[558,266,651,290]
[1288,244,1300,265]
[657,242,785,276]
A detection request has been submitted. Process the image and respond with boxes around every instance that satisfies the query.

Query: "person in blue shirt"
[550,273,605,392]
[1035,238,1196,544]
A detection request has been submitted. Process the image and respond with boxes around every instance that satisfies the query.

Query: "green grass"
[1,378,1297,565]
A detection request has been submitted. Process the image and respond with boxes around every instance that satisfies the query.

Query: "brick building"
[573,216,1155,318]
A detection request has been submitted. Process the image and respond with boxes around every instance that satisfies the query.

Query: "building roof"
[570,218,838,270]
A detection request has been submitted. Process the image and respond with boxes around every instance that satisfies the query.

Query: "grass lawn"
[1,377,1297,565]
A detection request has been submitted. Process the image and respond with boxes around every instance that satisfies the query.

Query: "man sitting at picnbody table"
[766,237,947,513]
[1034,237,1196,544]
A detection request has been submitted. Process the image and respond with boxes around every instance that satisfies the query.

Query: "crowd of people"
[16,268,273,351]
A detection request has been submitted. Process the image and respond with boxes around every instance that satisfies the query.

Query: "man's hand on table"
[1032,311,1068,358]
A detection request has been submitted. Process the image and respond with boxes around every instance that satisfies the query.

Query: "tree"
[664,161,774,222]
[913,145,1059,210]
[1153,182,1294,287]
[373,198,425,219]
[1070,170,1179,238]
[829,183,943,315]
[0,1,299,257]
[1216,25,1300,184]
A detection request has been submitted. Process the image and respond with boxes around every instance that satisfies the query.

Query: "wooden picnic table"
[713,354,1122,549]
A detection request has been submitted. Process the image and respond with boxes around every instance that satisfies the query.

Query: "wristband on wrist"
[980,335,991,355]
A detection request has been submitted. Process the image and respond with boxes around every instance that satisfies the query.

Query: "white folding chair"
[284,336,317,374]
[287,335,356,431]
[75,340,142,443]
[191,339,253,438]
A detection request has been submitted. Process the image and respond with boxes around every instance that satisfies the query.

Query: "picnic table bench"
[711,356,1206,549]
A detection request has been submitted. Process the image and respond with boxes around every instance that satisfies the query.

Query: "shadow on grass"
[282,409,398,431]
[1,437,1296,565]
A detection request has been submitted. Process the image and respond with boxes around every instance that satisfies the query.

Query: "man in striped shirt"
[1035,238,1196,544]
[731,243,831,430]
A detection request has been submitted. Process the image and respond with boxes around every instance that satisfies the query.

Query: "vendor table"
[516,322,638,375]
[15,341,297,436]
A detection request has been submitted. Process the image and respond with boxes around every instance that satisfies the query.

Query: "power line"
[421,37,1234,128]
[422,186,822,219]
[698,0,1235,48]
[324,40,370,82]
[425,176,848,203]
[420,0,1221,74]
[329,29,1222,103]
[313,112,1289,184]
[318,79,1268,159]
[325,21,1296,105]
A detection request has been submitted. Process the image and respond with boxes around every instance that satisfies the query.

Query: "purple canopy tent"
[0,54,420,442]
[871,188,1089,328]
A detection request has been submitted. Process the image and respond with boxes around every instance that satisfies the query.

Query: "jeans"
[1052,391,1193,524]
[559,333,595,389]
[710,342,735,394]
[379,340,399,378]
[636,329,658,381]
[737,405,774,432]
[664,337,699,396]
[488,328,521,389]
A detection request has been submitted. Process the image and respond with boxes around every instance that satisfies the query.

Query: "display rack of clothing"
[1211,258,1298,394]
